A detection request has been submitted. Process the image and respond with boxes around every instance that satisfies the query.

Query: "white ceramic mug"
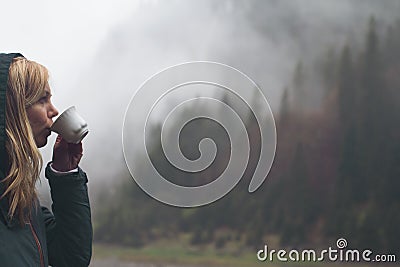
[51,106,89,144]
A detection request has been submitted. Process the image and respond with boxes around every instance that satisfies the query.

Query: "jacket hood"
[0,53,24,226]
[0,53,23,178]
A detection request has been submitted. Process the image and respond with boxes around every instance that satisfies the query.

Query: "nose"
[49,103,59,119]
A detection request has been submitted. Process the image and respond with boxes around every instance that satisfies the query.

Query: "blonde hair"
[1,57,48,223]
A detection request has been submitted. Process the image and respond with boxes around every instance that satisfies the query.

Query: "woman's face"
[26,86,59,148]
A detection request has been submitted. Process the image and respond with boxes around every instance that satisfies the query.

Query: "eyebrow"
[43,91,52,97]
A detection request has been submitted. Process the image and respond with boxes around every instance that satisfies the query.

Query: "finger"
[55,135,69,146]
[55,135,62,143]
[69,142,83,153]
[73,153,83,163]
[53,136,69,155]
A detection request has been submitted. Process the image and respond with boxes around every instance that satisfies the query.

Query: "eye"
[38,96,48,104]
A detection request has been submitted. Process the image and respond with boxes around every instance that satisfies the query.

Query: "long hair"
[1,57,48,223]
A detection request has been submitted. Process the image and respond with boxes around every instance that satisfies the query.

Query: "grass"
[92,234,396,267]
[93,240,262,267]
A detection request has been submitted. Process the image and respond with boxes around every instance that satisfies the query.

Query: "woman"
[0,53,92,267]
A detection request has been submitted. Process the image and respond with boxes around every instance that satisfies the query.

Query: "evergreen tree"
[292,61,307,111]
[280,143,317,246]
[279,87,290,128]
[338,45,355,128]
[319,47,338,92]
[355,16,383,202]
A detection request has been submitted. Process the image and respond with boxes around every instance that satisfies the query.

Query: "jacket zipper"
[29,220,45,267]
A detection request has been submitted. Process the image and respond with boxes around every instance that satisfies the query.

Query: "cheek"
[27,106,48,129]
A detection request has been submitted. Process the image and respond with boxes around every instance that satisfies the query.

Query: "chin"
[36,138,48,148]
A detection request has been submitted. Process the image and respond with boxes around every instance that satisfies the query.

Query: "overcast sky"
[1,0,399,204]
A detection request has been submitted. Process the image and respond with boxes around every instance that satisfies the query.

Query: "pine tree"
[338,45,355,128]
[319,47,338,92]
[292,61,307,111]
[279,87,290,128]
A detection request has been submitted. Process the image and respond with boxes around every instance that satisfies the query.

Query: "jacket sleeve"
[42,163,92,267]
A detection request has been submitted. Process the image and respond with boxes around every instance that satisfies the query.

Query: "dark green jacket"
[0,53,92,266]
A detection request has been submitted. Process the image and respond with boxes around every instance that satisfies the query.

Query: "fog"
[1,0,399,204]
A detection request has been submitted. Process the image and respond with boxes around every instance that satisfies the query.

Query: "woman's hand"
[52,135,83,172]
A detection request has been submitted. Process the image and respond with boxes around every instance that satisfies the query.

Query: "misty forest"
[93,6,400,258]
